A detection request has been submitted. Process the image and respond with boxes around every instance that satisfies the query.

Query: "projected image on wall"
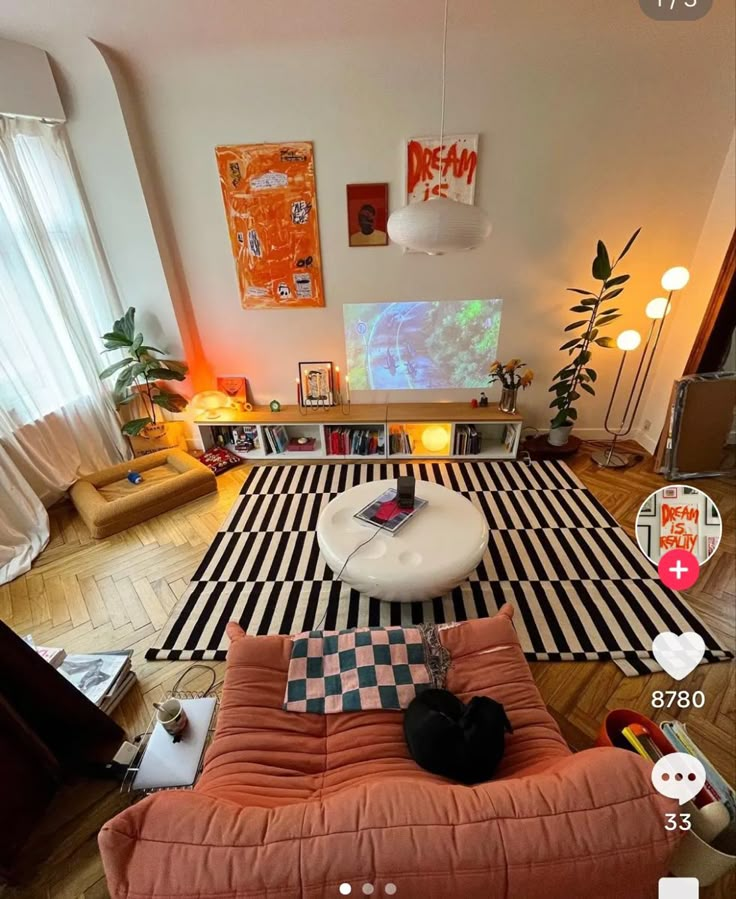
[343,299,503,390]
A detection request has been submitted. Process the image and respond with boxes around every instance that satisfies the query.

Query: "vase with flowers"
[488,359,534,413]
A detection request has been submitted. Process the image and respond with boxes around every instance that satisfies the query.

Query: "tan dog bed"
[70,450,216,539]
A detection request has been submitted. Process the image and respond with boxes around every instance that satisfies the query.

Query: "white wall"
[0,36,64,120]
[636,132,736,453]
[116,3,736,433]
[1,1,734,440]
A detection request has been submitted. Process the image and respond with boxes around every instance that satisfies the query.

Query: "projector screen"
[343,299,503,390]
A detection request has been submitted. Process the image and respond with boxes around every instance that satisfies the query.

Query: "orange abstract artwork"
[215,142,324,309]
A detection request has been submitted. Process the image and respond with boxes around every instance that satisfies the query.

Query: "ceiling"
[2,0,732,62]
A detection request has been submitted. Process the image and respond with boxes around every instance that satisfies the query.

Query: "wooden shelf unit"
[195,402,522,462]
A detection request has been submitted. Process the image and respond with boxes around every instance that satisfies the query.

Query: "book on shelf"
[454,424,481,455]
[263,424,290,454]
[354,487,427,535]
[503,424,516,453]
[389,426,413,455]
[326,427,383,456]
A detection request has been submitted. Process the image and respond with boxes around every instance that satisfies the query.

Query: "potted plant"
[488,359,534,413]
[99,307,188,440]
[548,229,641,446]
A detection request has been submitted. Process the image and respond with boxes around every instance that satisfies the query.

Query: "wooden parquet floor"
[2,443,734,899]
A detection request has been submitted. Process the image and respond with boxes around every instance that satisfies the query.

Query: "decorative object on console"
[347,183,389,247]
[214,142,324,309]
[99,307,188,437]
[387,1,491,254]
[488,359,534,414]
[591,265,690,468]
[298,361,334,406]
[198,446,243,475]
[269,400,282,412]
[192,390,229,420]
[548,228,641,446]
[216,376,253,411]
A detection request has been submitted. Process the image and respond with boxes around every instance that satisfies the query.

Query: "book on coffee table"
[354,487,427,535]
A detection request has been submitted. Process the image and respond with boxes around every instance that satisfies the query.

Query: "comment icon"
[651,753,706,805]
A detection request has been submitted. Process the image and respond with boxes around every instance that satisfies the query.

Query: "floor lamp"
[592,266,690,469]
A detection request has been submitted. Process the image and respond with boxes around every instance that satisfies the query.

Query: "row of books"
[622,719,736,820]
[26,636,136,714]
[389,426,413,455]
[326,427,384,456]
[454,424,481,455]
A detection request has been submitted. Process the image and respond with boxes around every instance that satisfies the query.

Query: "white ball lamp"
[661,266,690,292]
[616,330,642,352]
[192,390,229,420]
[421,424,451,453]
[645,297,671,320]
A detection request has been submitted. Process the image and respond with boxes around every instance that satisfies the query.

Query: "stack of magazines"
[57,650,136,714]
[621,718,736,820]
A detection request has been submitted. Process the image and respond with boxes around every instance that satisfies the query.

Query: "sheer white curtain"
[0,116,129,584]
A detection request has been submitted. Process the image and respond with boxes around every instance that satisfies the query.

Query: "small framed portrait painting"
[662,487,678,499]
[298,361,334,406]
[217,376,248,401]
[346,183,389,247]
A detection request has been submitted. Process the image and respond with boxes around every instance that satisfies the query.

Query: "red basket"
[595,708,675,756]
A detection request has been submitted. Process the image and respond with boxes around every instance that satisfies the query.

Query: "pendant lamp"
[387,0,491,255]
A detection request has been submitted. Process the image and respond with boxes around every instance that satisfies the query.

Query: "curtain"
[0,116,129,584]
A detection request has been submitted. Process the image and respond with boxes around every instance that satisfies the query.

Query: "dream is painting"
[343,299,503,390]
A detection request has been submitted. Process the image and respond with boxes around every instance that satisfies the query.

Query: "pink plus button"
[659,549,699,590]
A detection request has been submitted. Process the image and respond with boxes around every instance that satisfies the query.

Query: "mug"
[156,698,188,737]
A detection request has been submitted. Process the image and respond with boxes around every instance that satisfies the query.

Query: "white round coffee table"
[316,479,488,603]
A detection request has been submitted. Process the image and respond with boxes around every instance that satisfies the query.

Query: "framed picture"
[705,500,720,525]
[682,486,698,495]
[215,142,324,308]
[637,524,653,559]
[217,376,248,401]
[662,486,678,499]
[346,183,389,247]
[705,535,718,558]
[639,494,656,517]
[298,361,333,406]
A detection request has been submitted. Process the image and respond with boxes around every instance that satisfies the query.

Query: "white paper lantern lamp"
[388,197,492,255]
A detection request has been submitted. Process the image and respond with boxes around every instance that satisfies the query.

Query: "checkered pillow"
[284,627,437,714]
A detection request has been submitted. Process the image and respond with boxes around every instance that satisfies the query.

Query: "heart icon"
[652,632,706,680]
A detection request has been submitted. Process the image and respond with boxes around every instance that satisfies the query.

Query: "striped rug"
[146,461,731,675]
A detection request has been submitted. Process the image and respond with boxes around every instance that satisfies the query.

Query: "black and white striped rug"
[146,461,731,675]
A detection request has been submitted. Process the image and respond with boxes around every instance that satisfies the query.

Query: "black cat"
[403,688,513,785]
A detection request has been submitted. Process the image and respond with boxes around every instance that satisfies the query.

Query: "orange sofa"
[99,606,679,898]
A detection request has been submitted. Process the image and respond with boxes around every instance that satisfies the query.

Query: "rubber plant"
[99,307,188,436]
[549,228,641,432]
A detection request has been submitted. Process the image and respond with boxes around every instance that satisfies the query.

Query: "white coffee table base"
[316,479,489,603]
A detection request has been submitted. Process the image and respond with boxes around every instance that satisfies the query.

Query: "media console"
[195,402,522,463]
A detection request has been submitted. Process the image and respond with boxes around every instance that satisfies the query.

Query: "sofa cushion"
[196,606,571,807]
